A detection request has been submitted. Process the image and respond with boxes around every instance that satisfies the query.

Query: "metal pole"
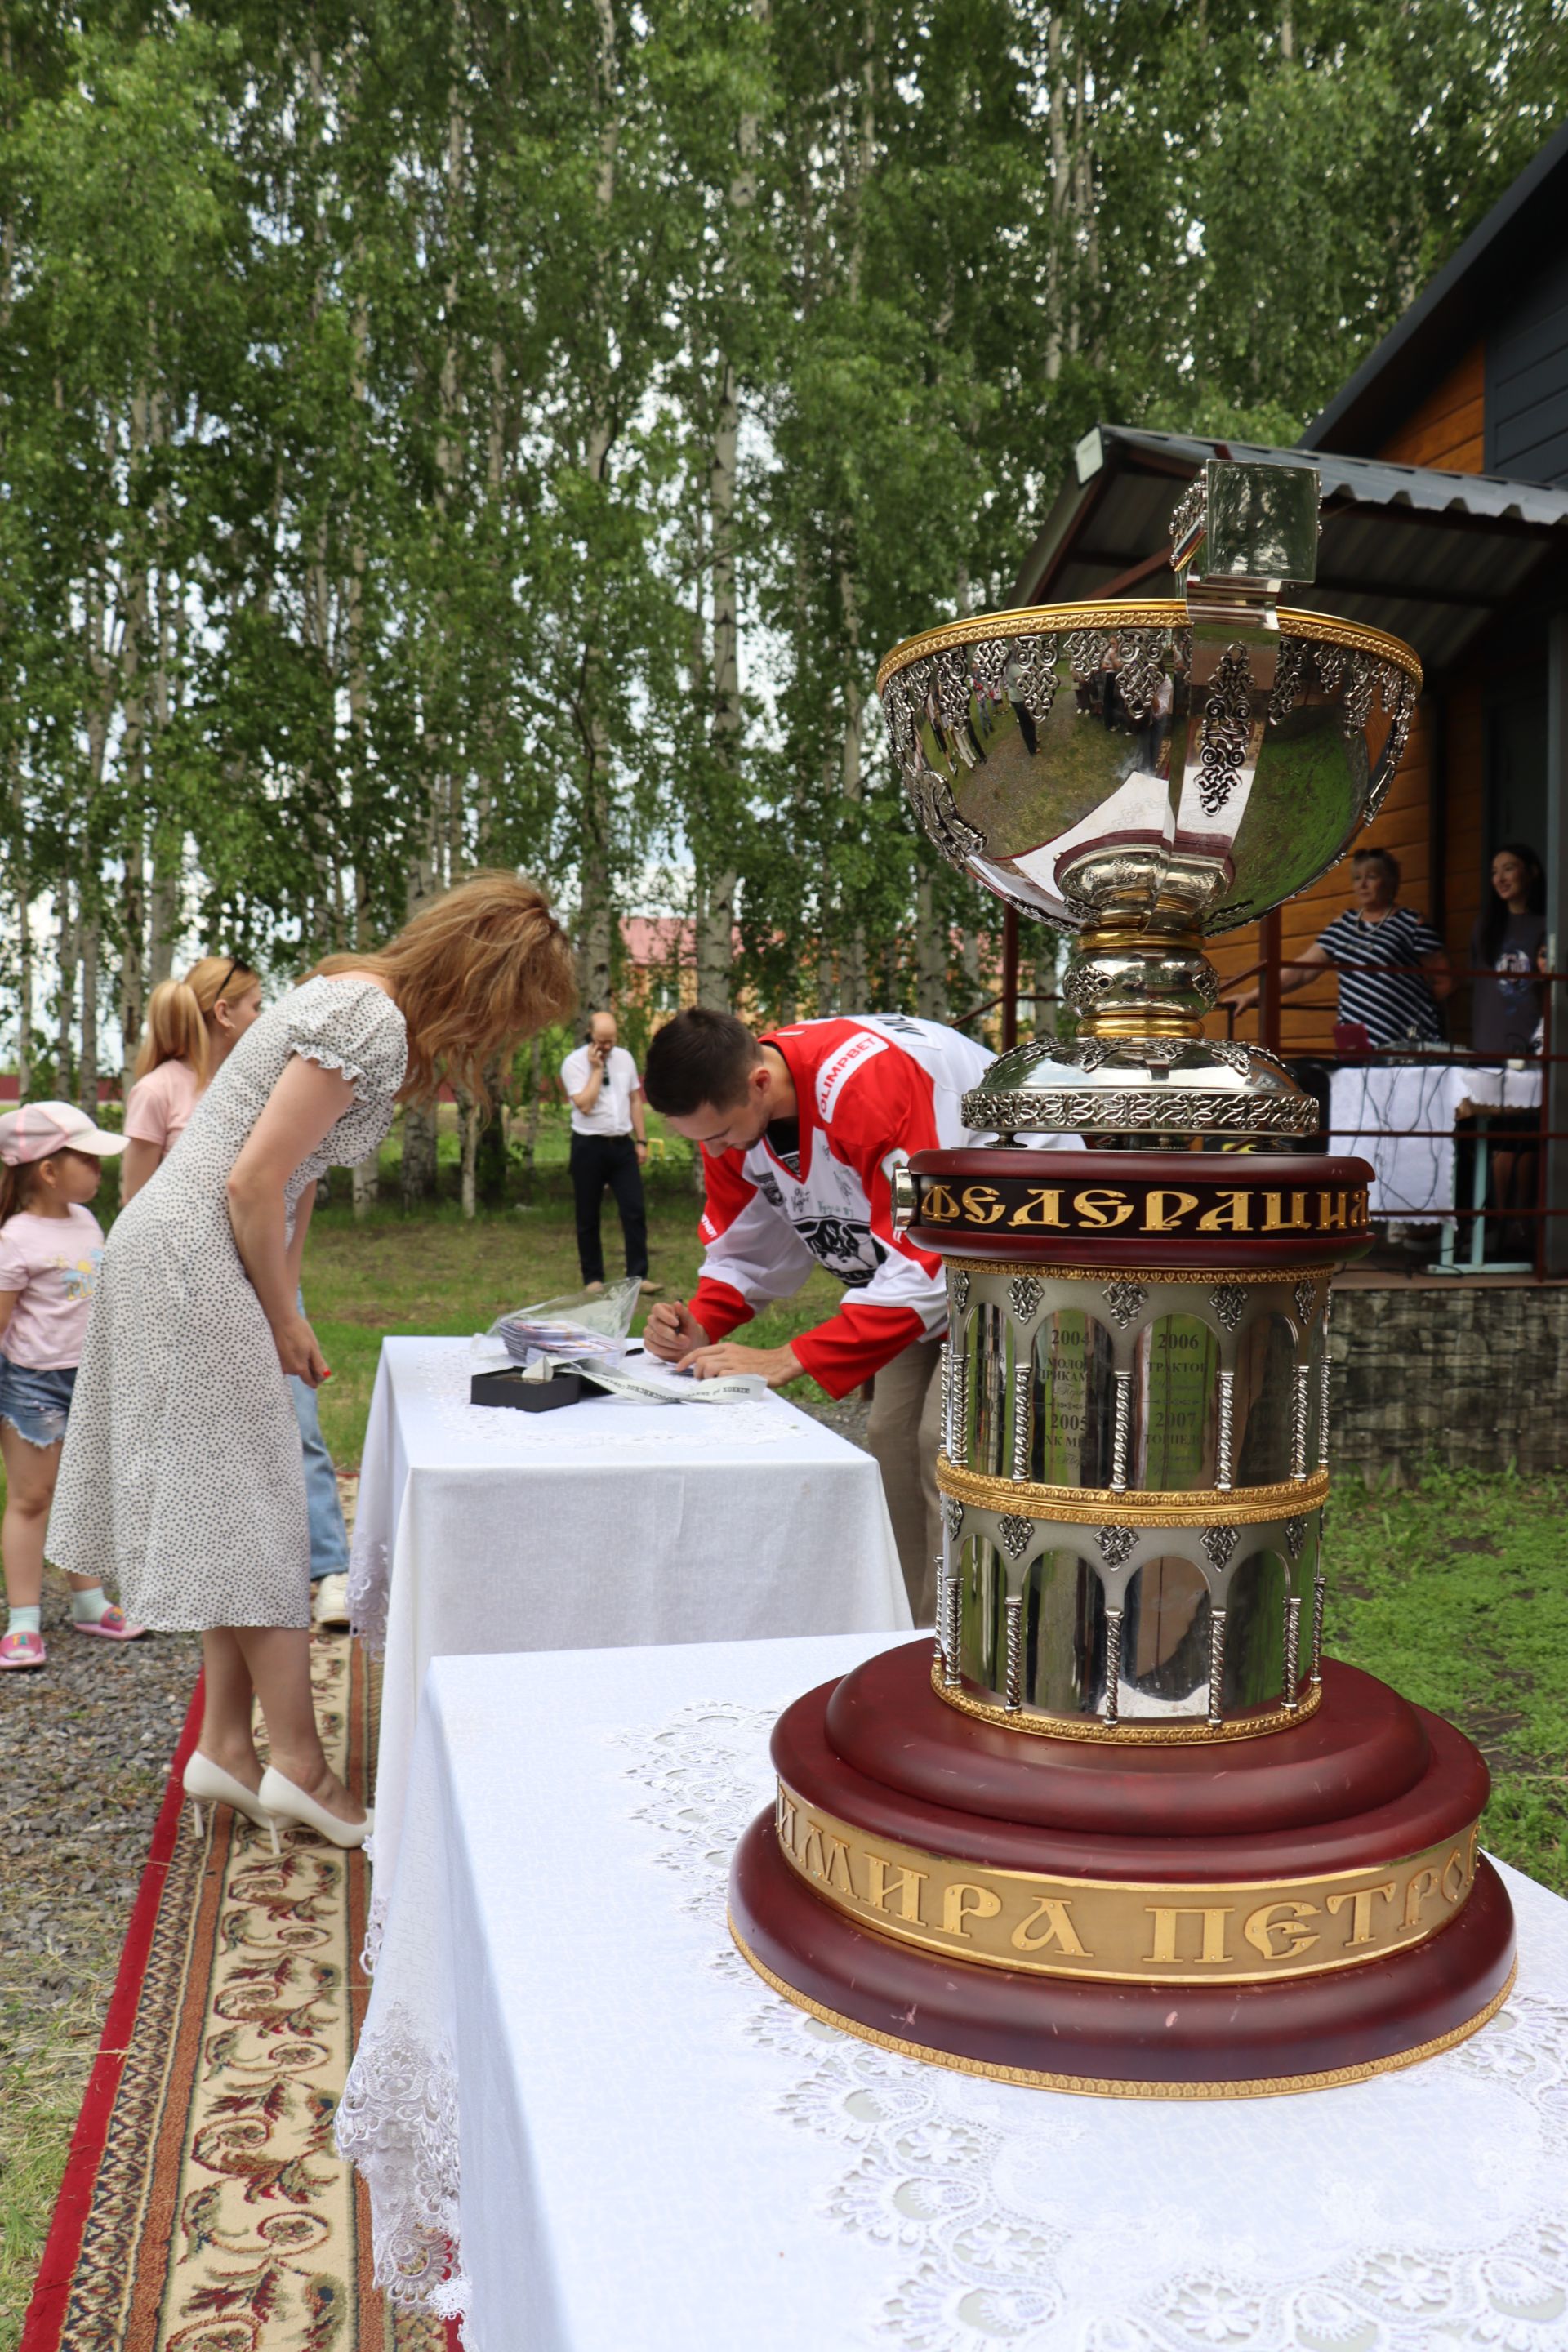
[1546,612,1568,1276]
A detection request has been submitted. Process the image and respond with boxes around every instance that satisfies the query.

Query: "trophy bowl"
[876,466,1422,1138]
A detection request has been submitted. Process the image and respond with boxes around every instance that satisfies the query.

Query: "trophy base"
[728,1644,1516,2096]
[964,1036,1318,1141]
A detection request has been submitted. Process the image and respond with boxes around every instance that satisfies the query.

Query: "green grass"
[1324,1467,1568,1894]
[3,1176,1566,2341]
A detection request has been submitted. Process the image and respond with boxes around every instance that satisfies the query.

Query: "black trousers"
[569,1132,648,1285]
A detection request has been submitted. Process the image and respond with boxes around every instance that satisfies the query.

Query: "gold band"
[875,600,1421,695]
[773,1780,1477,1984]
[731,1922,1514,2102]
[941,1257,1337,1285]
[932,1660,1323,1744]
[937,1456,1328,1526]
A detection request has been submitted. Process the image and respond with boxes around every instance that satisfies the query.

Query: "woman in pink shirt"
[122,956,263,1202]
[0,1103,145,1668]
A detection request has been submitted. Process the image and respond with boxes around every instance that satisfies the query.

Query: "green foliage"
[2,0,1566,1058]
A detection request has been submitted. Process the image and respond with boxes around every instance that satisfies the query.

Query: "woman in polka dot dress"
[48,874,575,1847]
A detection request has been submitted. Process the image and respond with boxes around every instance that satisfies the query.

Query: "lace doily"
[335,2003,471,2322]
[621,1704,1568,2352]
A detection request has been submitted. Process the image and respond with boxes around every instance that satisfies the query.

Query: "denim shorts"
[0,1357,77,1448]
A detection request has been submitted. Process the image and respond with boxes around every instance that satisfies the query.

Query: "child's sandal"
[0,1628,46,1669]
[71,1605,147,1642]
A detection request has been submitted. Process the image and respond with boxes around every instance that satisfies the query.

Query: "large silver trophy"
[876,459,1420,1137]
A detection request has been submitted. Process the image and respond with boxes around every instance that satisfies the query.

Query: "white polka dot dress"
[47,978,408,1632]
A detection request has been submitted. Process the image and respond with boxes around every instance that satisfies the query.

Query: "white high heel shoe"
[257,1766,373,1854]
[184,1751,280,1836]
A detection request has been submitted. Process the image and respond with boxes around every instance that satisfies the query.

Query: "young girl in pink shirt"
[0,1102,145,1668]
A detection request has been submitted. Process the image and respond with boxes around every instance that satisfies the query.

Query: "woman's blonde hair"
[132,956,261,1085]
[310,871,577,1107]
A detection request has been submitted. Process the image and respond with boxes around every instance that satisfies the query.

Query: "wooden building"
[1013,118,1568,1069]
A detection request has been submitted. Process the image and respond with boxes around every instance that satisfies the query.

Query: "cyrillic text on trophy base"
[773,1782,1479,1985]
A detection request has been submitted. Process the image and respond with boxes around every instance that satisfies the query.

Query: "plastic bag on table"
[486,1276,642,1371]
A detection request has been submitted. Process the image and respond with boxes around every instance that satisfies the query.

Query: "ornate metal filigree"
[1342,650,1378,735]
[1102,1606,1124,1723]
[905,764,987,867]
[1102,1280,1147,1330]
[1285,1514,1307,1561]
[1006,633,1058,724]
[1071,1040,1117,1073]
[1314,640,1346,695]
[1294,1277,1318,1328]
[961,1086,1319,1135]
[1110,627,1169,722]
[1283,1594,1303,1708]
[1201,1525,1237,1571]
[1004,1593,1024,1710]
[1063,962,1116,1011]
[951,1268,970,1312]
[997,1513,1035,1561]
[1097,1525,1136,1568]
[1196,641,1254,816]
[969,639,1009,699]
[1267,635,1310,728]
[1008,1275,1044,1324]
[932,648,978,761]
[1169,476,1206,562]
[1065,626,1112,686]
[1209,1284,1247,1334]
[942,1493,965,1540]
[1211,1040,1253,1075]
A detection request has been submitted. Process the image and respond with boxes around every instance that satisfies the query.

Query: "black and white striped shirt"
[1316,905,1444,1045]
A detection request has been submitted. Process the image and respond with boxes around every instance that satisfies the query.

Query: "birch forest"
[2,0,1566,1121]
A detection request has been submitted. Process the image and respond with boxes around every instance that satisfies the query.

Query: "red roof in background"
[621,916,692,965]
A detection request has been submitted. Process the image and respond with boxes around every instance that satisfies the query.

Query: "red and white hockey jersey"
[687,1015,996,1399]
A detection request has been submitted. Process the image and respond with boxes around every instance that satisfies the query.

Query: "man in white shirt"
[559,1010,657,1294]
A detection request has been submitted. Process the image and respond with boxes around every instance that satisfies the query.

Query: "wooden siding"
[1376,341,1485,474]
[1486,247,1568,484]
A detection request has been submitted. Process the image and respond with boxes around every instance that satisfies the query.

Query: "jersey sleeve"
[688,1150,817,1341]
[786,1046,947,1398]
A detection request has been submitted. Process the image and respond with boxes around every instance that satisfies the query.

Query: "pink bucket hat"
[0,1101,127,1166]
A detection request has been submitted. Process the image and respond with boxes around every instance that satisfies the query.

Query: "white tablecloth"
[1329,1062,1543,1221]
[339,1632,1568,2352]
[348,1342,908,1946]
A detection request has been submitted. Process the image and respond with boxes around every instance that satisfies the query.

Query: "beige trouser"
[866,1335,944,1626]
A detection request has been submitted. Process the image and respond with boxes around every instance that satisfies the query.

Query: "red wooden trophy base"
[729,1643,1517,2096]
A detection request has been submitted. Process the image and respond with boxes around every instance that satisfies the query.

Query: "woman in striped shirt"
[1224,849,1452,1047]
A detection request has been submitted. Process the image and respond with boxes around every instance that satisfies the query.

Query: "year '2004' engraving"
[774,1781,1477,1985]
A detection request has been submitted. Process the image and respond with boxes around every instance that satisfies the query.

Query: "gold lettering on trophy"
[1242,1900,1321,1962]
[1009,1186,1067,1230]
[1403,1866,1441,1930]
[864,1855,926,1923]
[1441,1847,1468,1905]
[920,1183,960,1223]
[1143,1190,1199,1233]
[961,1184,1007,1226]
[798,1821,827,1879]
[1072,1188,1134,1230]
[942,1882,1004,1938]
[776,1791,798,1852]
[1325,1881,1397,1946]
[1263,1191,1310,1232]
[1198,1191,1252,1233]
[1144,1906,1233,1966]
[1009,1896,1089,1957]
[821,1834,854,1895]
[1316,1191,1349,1232]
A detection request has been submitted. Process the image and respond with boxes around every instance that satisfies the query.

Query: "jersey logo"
[795,1216,885,1285]
[815,1030,889,1124]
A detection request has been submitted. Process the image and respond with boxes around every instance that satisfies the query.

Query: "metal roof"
[1012,424,1568,674]
[1303,118,1568,456]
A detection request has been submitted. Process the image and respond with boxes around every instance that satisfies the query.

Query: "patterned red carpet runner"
[20,1634,450,2352]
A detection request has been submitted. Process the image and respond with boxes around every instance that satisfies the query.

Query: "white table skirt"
[348,1342,909,1949]
[1329,1061,1542,1223]
[338,1633,1568,2352]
